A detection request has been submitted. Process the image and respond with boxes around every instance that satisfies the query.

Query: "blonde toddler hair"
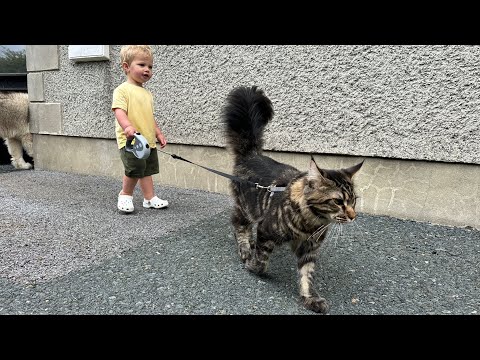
[120,45,153,74]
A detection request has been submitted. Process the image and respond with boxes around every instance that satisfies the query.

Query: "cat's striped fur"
[222,86,363,314]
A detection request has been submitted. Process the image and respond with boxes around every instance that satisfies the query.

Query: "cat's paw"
[11,159,32,170]
[238,245,252,263]
[245,258,267,275]
[302,296,329,314]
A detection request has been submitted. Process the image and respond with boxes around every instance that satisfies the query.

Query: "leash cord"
[156,148,286,194]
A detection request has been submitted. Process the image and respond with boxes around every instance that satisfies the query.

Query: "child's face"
[123,53,153,86]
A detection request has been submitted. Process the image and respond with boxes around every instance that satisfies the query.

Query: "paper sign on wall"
[68,45,110,62]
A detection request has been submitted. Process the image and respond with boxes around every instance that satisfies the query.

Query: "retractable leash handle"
[125,133,151,160]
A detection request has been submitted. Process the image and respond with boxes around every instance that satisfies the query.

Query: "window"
[0,45,26,73]
[0,45,27,91]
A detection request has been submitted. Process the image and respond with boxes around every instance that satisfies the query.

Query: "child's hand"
[124,125,136,139]
[157,132,167,149]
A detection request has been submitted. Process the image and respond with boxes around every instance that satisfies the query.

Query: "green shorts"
[119,146,159,178]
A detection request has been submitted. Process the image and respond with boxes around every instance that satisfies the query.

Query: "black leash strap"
[157,149,286,195]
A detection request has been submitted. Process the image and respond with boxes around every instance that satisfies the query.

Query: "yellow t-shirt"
[112,82,157,150]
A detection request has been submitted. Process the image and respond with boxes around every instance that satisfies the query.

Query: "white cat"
[0,91,33,169]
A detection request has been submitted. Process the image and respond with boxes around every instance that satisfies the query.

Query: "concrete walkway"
[1,166,479,315]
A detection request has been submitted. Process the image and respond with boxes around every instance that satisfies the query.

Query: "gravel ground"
[1,166,479,315]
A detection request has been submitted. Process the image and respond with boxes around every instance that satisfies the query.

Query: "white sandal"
[143,196,168,209]
[118,193,134,213]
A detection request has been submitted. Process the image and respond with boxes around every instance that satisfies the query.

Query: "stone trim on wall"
[26,46,59,72]
[26,45,63,136]
[27,72,44,102]
[29,103,63,134]
[32,135,480,230]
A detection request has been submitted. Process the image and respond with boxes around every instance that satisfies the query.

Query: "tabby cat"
[222,86,363,314]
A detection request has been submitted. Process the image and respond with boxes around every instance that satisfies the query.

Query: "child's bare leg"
[121,175,138,196]
[138,175,154,200]
[139,176,168,209]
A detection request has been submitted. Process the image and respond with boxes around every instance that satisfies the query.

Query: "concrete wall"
[27,45,480,229]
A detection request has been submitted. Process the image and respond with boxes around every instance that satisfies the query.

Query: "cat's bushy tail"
[222,86,274,158]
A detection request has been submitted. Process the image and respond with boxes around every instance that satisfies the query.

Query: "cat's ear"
[308,155,321,179]
[342,160,364,179]
[308,155,328,181]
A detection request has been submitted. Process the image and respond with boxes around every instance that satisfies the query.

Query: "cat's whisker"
[324,222,336,241]
[324,223,334,242]
[312,223,328,233]
[349,215,368,234]
[328,223,340,248]
[333,224,341,248]
[306,223,331,242]
[352,217,368,232]
[351,219,369,246]
[333,228,342,248]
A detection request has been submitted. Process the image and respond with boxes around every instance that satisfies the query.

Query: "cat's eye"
[332,198,344,206]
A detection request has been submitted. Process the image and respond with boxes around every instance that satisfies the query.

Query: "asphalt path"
[1,165,479,315]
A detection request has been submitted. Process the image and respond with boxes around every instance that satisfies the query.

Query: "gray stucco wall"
[42,45,479,165]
